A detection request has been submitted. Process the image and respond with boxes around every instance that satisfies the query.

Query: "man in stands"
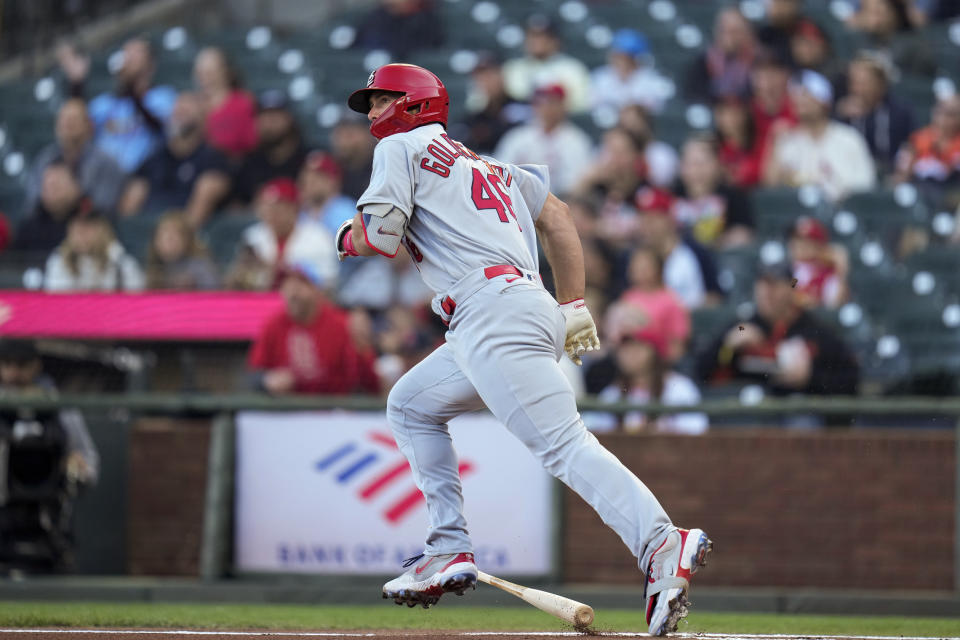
[764,70,876,201]
[13,163,91,259]
[25,99,126,215]
[494,84,593,195]
[697,261,859,400]
[297,151,356,236]
[247,262,379,395]
[227,178,336,290]
[118,93,231,227]
[502,15,591,113]
[233,90,308,204]
[82,38,177,172]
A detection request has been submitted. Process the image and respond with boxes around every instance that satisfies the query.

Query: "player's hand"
[559,299,600,366]
[335,220,358,260]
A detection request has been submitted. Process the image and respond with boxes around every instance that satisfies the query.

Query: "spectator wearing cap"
[697,260,859,404]
[672,135,755,249]
[228,178,337,291]
[502,15,592,113]
[83,38,178,172]
[582,325,706,435]
[790,19,842,79]
[14,162,91,259]
[787,216,849,309]
[354,0,444,58]
[606,245,691,363]
[749,50,797,153]
[119,92,231,227]
[590,29,670,114]
[298,151,356,236]
[248,262,380,395]
[458,53,531,154]
[233,90,309,204]
[144,211,219,290]
[331,115,377,200]
[686,7,756,102]
[894,95,960,188]
[43,214,145,292]
[25,99,126,216]
[193,46,258,160]
[493,84,593,195]
[835,53,914,174]
[765,70,876,201]
[635,187,708,310]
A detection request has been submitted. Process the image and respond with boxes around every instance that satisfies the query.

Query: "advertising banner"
[0,291,283,340]
[234,411,554,575]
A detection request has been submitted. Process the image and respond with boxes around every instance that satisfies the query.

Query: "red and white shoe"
[645,528,712,636]
[382,552,477,608]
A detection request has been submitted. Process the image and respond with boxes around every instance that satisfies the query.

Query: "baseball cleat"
[382,552,477,609]
[644,528,712,637]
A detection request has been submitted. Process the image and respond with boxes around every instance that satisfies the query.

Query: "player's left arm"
[535,192,600,365]
[336,207,407,259]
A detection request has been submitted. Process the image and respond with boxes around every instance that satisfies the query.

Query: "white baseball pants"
[386,268,675,572]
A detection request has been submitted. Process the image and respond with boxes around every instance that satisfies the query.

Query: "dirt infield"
[0,631,958,640]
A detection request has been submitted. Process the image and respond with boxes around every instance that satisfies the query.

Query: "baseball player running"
[336,63,711,636]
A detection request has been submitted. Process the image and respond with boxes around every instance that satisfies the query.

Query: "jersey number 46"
[471,168,520,230]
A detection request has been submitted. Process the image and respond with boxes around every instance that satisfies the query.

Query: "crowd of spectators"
[2,0,960,430]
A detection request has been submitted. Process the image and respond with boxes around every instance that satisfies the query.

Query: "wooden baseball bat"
[477,570,594,628]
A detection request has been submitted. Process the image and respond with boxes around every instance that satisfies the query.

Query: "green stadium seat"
[202,213,256,266]
[751,187,827,240]
[115,216,159,263]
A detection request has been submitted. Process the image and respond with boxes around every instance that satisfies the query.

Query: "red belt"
[440,265,524,326]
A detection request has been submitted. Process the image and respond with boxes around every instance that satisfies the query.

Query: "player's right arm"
[337,138,414,260]
[535,193,600,365]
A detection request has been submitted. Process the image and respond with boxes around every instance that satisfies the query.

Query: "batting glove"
[335,220,359,261]
[559,298,600,366]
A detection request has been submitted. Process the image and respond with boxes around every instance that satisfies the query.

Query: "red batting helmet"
[347,63,449,139]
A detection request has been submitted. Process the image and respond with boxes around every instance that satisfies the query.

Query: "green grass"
[0,602,957,636]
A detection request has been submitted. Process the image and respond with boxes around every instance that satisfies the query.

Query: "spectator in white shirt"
[226,178,337,290]
[764,70,877,201]
[590,29,672,114]
[494,84,593,195]
[583,325,707,435]
[502,15,592,113]
[44,214,145,292]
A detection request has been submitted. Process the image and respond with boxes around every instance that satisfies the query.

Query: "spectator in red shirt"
[788,216,849,309]
[713,97,764,189]
[605,246,691,363]
[193,47,258,160]
[248,262,379,395]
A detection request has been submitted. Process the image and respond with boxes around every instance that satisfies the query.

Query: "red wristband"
[342,228,360,257]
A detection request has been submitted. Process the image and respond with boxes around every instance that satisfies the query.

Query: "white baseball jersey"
[356,123,550,300]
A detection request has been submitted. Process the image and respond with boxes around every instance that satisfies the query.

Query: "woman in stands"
[144,211,220,290]
[43,214,145,292]
[193,46,258,160]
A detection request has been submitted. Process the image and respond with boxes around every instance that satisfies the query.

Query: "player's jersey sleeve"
[357,138,418,219]
[487,159,551,221]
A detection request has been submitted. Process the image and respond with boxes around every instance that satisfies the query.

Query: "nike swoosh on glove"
[559,298,600,366]
[335,220,359,261]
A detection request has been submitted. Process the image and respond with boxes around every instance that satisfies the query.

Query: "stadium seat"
[115,216,159,263]
[202,213,256,266]
[715,245,759,305]
[751,187,828,240]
